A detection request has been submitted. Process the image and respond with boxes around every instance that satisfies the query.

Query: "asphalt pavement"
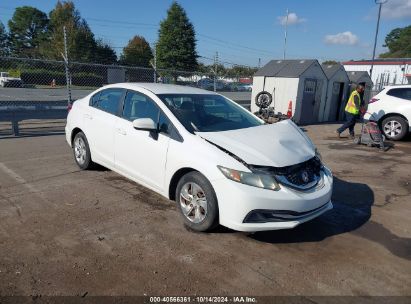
[0,124,410,296]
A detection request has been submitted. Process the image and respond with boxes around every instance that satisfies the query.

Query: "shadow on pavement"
[249,177,411,260]
[250,177,374,243]
[0,127,65,139]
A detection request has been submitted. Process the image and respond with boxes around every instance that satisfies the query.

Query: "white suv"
[365,85,411,141]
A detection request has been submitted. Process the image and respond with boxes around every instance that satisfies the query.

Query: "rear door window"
[386,88,411,101]
[92,88,125,115]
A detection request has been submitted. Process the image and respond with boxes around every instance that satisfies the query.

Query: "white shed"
[346,71,373,104]
[321,63,350,121]
[251,59,328,124]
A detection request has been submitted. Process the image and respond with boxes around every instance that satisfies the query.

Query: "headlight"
[217,166,280,191]
[315,148,322,162]
[322,165,332,177]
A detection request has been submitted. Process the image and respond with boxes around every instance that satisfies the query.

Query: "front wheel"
[382,116,408,141]
[176,172,219,232]
[72,131,94,170]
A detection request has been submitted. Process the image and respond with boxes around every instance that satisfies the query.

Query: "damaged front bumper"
[211,168,333,232]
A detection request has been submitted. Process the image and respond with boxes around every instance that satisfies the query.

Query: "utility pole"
[258,58,261,68]
[283,8,289,60]
[62,26,72,105]
[370,0,387,83]
[153,42,157,83]
[214,51,218,92]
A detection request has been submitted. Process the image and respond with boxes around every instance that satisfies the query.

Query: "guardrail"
[0,101,67,136]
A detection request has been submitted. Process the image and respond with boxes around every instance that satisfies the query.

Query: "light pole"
[283,8,289,60]
[370,0,387,83]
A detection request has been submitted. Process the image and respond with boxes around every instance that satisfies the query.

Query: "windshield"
[1,72,9,77]
[157,94,263,133]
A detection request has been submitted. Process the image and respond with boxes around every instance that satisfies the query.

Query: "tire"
[255,91,272,109]
[175,171,219,232]
[72,131,94,170]
[381,116,408,141]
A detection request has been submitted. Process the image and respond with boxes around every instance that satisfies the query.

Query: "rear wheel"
[72,132,94,170]
[176,172,219,232]
[382,116,408,141]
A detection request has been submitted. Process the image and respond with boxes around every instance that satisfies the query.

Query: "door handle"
[84,114,93,120]
[116,128,127,135]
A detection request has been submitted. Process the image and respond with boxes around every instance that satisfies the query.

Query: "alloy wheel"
[179,182,208,224]
[74,137,87,165]
[383,120,402,138]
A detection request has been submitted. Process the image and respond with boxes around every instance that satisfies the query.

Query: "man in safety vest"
[336,84,365,138]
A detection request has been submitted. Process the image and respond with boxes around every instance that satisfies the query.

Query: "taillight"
[369,98,379,104]
[67,103,73,112]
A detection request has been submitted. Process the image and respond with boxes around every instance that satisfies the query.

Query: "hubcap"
[384,120,402,138]
[74,137,87,165]
[179,182,207,224]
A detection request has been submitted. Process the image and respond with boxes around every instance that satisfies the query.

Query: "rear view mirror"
[132,118,157,132]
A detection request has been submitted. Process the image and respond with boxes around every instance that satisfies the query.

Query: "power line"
[83,16,275,57]
[0,7,270,66]
[198,55,255,68]
[87,17,158,27]
[197,33,273,55]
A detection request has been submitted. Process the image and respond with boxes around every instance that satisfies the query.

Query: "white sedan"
[365,85,411,140]
[65,83,333,232]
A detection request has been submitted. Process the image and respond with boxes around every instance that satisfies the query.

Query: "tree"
[197,62,213,77]
[8,6,49,57]
[45,1,98,62]
[95,39,117,64]
[120,36,153,67]
[322,60,338,65]
[226,65,258,79]
[0,21,8,56]
[380,25,411,58]
[156,1,198,74]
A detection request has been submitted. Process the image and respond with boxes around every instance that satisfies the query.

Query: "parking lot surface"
[0,124,410,296]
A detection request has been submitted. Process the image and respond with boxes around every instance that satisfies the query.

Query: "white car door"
[115,90,172,192]
[386,88,411,118]
[83,88,125,168]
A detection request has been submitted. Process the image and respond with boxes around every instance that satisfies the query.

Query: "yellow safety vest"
[345,90,361,115]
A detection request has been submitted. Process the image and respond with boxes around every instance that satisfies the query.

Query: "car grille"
[282,158,321,186]
[250,157,323,191]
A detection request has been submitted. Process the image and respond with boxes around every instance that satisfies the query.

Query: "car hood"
[4,77,21,81]
[197,120,315,167]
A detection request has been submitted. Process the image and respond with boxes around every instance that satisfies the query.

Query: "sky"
[0,0,410,67]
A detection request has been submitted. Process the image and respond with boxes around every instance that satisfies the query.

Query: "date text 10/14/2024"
[149,296,257,303]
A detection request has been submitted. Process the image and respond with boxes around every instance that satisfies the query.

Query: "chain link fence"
[0,56,253,102]
[0,56,253,136]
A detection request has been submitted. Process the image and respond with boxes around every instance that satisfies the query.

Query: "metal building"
[321,63,350,121]
[343,59,410,91]
[346,71,373,105]
[251,59,328,124]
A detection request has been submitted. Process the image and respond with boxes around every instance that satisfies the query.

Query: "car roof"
[383,84,411,90]
[101,83,218,95]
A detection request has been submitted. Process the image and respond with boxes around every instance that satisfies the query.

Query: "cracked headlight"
[218,166,280,191]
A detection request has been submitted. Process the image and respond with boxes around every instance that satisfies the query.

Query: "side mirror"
[132,118,158,132]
